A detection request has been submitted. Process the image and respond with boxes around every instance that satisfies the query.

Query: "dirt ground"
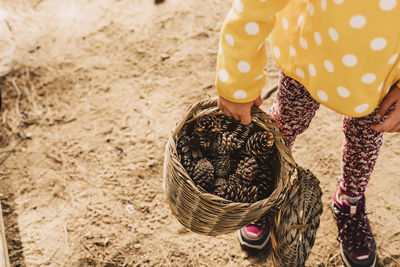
[0,0,399,266]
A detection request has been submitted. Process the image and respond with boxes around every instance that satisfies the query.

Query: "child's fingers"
[390,121,400,132]
[254,96,262,107]
[217,100,224,112]
[238,105,252,125]
[376,94,396,119]
[376,86,400,119]
[224,110,232,117]
[371,106,400,132]
[240,113,252,125]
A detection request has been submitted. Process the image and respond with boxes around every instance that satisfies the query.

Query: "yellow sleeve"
[216,0,289,103]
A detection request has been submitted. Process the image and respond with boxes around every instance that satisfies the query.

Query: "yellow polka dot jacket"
[216,0,400,117]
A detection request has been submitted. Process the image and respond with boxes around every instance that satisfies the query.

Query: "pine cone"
[213,178,242,202]
[246,131,275,161]
[253,173,275,199]
[213,177,264,203]
[192,158,215,190]
[209,154,231,178]
[232,157,262,186]
[181,151,197,176]
[194,115,221,137]
[177,129,196,152]
[238,185,260,203]
[217,123,254,154]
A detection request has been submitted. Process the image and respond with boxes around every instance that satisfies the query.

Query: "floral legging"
[269,72,384,197]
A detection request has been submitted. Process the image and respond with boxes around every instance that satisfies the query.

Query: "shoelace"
[336,210,374,251]
[249,215,268,229]
[249,208,277,229]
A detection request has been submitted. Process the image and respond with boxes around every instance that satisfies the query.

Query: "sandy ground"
[0,0,399,266]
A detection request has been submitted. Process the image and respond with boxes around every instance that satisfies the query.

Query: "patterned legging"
[269,72,383,197]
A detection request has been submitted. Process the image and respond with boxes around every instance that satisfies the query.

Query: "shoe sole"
[340,243,377,267]
[236,229,271,250]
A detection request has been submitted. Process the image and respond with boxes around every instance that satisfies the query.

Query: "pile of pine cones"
[177,114,277,203]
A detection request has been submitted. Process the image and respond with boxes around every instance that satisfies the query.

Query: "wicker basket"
[271,167,323,267]
[163,97,324,265]
[163,97,298,236]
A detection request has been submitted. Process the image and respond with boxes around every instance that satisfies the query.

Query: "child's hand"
[371,85,400,132]
[218,96,262,125]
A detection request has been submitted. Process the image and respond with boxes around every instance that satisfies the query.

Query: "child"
[215,1,400,267]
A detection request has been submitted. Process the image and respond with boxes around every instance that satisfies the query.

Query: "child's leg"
[339,110,384,197]
[269,72,320,148]
[238,72,320,251]
[332,110,382,267]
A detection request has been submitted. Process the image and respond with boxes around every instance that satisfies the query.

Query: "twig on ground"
[11,78,22,120]
[0,139,24,165]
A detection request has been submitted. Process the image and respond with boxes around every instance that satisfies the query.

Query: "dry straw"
[163,97,323,266]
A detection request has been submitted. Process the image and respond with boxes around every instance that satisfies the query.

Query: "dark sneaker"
[332,190,377,267]
[237,212,273,251]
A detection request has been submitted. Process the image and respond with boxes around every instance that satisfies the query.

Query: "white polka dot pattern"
[386,84,392,93]
[317,90,328,101]
[296,67,305,78]
[300,38,308,49]
[273,46,280,58]
[321,0,327,10]
[218,69,229,82]
[314,32,322,45]
[337,86,350,98]
[254,74,264,80]
[309,64,317,77]
[257,41,264,51]
[215,0,400,117]
[370,38,387,51]
[225,34,234,46]
[324,60,334,72]
[355,104,369,114]
[388,53,399,64]
[282,17,288,30]
[380,0,397,11]
[307,3,314,16]
[290,46,296,57]
[234,0,244,13]
[245,22,259,35]
[234,90,247,99]
[298,15,304,26]
[328,27,339,41]
[361,73,376,84]
[378,82,384,92]
[238,61,250,73]
[342,54,358,67]
[350,15,367,29]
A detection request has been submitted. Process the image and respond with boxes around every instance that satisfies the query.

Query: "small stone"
[160,53,169,61]
[125,204,134,214]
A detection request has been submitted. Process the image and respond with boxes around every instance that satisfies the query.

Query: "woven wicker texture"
[271,167,323,267]
[163,97,297,236]
[163,97,323,266]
